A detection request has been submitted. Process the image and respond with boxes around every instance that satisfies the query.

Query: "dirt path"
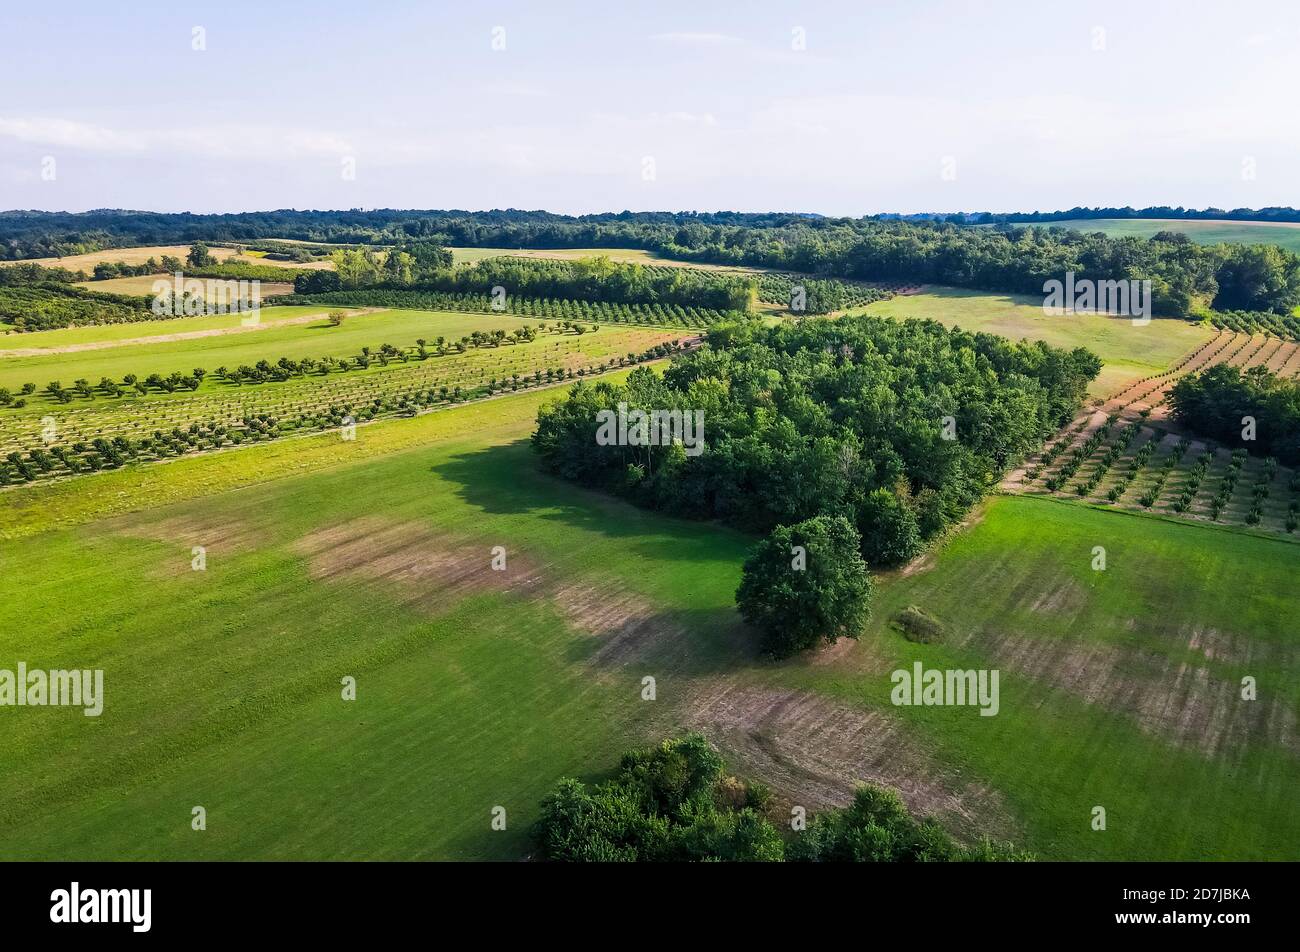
[0,308,383,358]
[999,331,1247,491]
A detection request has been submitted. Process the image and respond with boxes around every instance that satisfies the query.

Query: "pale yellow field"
[17,244,334,273]
[22,245,242,270]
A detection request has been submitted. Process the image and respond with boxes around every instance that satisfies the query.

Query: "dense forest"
[532,315,1101,567]
[533,734,1030,862]
[6,209,1299,317]
[1168,365,1300,466]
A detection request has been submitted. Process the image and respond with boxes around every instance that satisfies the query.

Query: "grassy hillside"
[773,494,1299,860]
[862,287,1214,397]
[1,377,1295,860]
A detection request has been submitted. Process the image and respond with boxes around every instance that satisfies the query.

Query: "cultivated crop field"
[0,313,684,483]
[1010,330,1300,536]
[0,306,554,389]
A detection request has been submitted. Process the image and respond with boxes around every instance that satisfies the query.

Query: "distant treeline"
[6,209,1299,318]
[533,314,1100,567]
[296,253,754,312]
[1168,365,1300,466]
[976,205,1300,225]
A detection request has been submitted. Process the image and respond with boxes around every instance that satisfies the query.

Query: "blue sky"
[2,0,1297,215]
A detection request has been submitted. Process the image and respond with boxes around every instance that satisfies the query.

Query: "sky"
[2,0,1298,216]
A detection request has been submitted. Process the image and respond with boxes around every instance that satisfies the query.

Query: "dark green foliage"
[533,736,1032,863]
[787,785,1031,862]
[0,282,151,332]
[533,315,1100,565]
[533,735,782,862]
[293,269,344,294]
[735,516,873,657]
[1168,365,1300,465]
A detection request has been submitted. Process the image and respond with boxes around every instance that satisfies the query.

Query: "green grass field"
[862,287,1215,396]
[0,373,754,860]
[1036,218,1300,254]
[1,372,1295,860]
[772,494,1300,860]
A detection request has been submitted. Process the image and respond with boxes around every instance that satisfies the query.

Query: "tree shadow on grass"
[431,439,755,567]
[558,604,761,677]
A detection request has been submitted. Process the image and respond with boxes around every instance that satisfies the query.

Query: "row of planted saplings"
[0,344,676,486]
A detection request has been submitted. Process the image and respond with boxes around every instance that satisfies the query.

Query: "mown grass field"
[0,372,754,860]
[1038,218,1300,254]
[781,494,1300,860]
[1,371,1295,860]
[862,286,1215,397]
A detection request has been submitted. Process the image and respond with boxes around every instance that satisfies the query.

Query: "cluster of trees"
[295,253,754,312]
[0,254,286,333]
[533,734,1031,862]
[1168,365,1300,465]
[291,243,453,293]
[755,273,891,314]
[697,221,1299,318]
[533,315,1100,574]
[85,244,295,283]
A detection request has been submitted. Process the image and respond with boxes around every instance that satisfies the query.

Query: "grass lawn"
[862,287,1214,397]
